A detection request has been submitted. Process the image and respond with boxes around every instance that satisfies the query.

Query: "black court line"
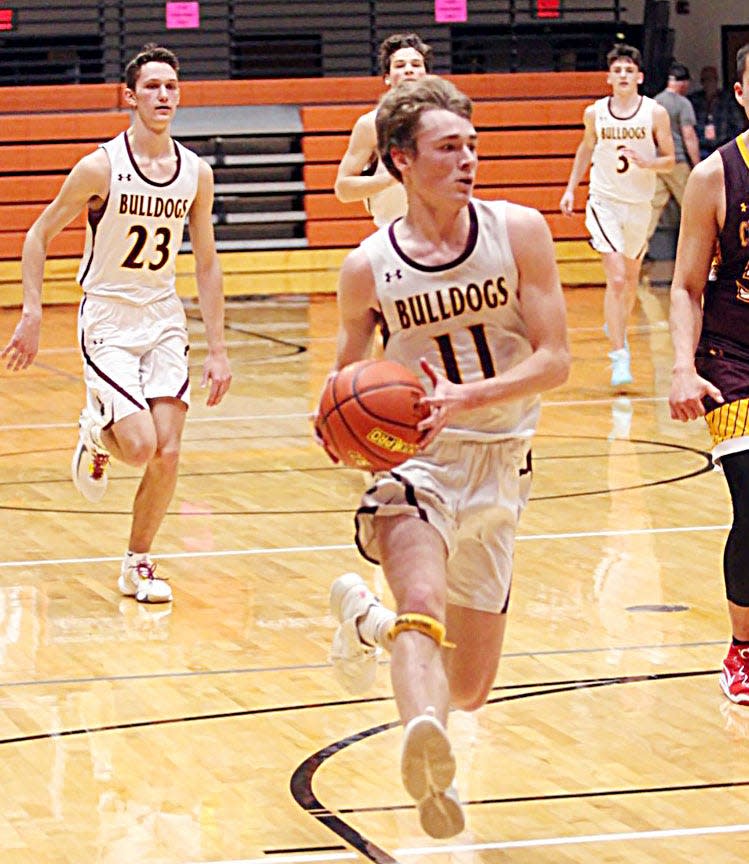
[339,776,749,815]
[185,308,308,356]
[0,670,729,861]
[0,671,711,745]
[0,658,724,692]
[288,669,721,864]
[0,435,713,515]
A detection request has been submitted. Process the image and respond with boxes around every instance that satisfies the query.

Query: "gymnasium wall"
[0,0,631,82]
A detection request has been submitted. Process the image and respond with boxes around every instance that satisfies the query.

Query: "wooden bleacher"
[0,84,126,261]
[0,71,607,304]
[301,71,606,286]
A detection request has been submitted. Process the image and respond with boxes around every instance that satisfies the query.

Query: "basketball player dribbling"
[560,43,675,388]
[334,32,432,228]
[669,43,749,705]
[1,44,232,605]
[315,76,570,838]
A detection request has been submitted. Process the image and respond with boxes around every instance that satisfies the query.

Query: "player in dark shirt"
[669,42,749,704]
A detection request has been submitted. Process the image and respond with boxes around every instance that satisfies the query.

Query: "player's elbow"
[550,344,572,388]
[22,221,53,258]
[334,179,359,203]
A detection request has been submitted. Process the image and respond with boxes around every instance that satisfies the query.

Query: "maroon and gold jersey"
[696,134,749,455]
[699,135,749,358]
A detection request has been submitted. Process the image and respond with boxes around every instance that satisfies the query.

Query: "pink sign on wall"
[166,1,200,29]
[435,0,467,23]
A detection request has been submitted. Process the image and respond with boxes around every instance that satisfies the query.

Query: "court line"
[0,523,730,570]
[396,821,749,856]
[0,412,310,432]
[0,395,672,432]
[184,821,749,864]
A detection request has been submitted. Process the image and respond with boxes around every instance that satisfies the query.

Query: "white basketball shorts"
[77,292,191,424]
[355,437,532,614]
[586,195,651,260]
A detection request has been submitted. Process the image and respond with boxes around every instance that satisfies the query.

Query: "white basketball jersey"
[589,95,657,204]
[361,198,540,440]
[77,132,201,304]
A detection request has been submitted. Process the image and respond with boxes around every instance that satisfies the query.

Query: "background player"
[560,44,675,388]
[334,32,432,227]
[1,43,232,604]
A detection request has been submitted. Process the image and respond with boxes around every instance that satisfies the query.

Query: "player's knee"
[396,582,443,621]
[723,452,749,606]
[607,273,627,295]
[725,527,749,606]
[449,674,492,712]
[154,441,181,471]
[119,436,158,467]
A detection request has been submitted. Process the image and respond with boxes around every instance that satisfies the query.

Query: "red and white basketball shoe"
[720,644,749,704]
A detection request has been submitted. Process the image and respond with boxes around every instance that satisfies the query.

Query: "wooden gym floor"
[1,283,748,864]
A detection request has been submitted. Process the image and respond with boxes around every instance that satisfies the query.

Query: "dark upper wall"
[0,0,632,83]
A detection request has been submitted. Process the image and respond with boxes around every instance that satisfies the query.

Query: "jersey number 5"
[122,225,171,271]
[615,145,630,175]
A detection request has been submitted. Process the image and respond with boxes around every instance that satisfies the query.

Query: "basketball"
[316,359,429,471]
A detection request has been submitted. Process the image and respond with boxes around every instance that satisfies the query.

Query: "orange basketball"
[317,359,429,471]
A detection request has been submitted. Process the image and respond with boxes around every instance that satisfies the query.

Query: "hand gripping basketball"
[315,359,429,472]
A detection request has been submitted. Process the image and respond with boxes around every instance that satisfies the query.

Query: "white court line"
[397,821,749,857]
[543,394,668,408]
[0,525,730,570]
[0,413,311,432]
[185,821,749,864]
[0,543,355,569]
[0,395,674,432]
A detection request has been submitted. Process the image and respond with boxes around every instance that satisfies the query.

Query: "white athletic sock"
[359,604,396,651]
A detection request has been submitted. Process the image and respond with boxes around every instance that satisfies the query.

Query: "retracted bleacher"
[171,105,307,252]
[0,71,607,302]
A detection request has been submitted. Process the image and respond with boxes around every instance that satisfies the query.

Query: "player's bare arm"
[669,154,725,421]
[313,247,378,459]
[189,159,231,406]
[2,149,110,371]
[334,247,380,367]
[334,111,397,203]
[560,105,596,215]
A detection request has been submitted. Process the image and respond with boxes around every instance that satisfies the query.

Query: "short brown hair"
[376,76,472,182]
[125,43,179,90]
[606,43,643,70]
[378,32,433,78]
[737,43,749,83]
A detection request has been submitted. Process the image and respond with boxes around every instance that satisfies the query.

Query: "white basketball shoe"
[401,708,465,839]
[118,553,173,604]
[329,572,383,693]
[71,408,110,503]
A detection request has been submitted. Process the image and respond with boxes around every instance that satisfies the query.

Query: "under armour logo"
[385,270,402,282]
[118,173,132,182]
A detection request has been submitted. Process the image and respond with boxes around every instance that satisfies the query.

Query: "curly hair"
[378,32,433,78]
